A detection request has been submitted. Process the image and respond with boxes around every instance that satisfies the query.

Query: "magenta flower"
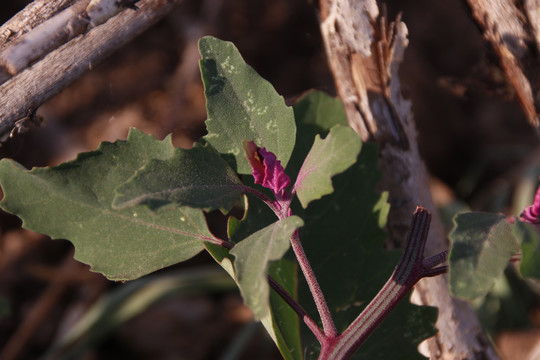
[520,180,540,224]
[243,140,290,197]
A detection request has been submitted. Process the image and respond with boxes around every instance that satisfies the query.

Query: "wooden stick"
[0,0,76,50]
[0,0,179,143]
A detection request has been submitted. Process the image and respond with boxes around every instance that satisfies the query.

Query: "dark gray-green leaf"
[113,142,244,212]
[514,221,540,279]
[449,212,520,299]
[0,129,215,280]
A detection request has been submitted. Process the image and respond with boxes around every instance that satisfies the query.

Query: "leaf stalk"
[267,275,326,343]
[317,206,445,359]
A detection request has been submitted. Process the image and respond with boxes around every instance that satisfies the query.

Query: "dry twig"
[0,0,179,144]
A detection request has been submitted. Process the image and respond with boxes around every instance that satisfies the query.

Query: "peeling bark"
[0,0,76,50]
[319,0,500,358]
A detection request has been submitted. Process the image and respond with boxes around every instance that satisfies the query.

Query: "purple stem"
[422,250,447,269]
[422,265,448,278]
[267,275,326,344]
[238,184,332,337]
[290,230,338,339]
[319,207,445,359]
[240,184,282,214]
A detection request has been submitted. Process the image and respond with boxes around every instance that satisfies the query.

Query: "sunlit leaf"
[113,142,243,212]
[199,36,296,174]
[294,125,361,208]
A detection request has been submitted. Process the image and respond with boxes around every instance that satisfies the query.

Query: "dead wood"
[0,0,179,144]
[319,0,500,358]
[467,0,540,131]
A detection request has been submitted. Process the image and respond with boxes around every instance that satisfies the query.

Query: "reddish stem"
[267,275,326,344]
[290,230,338,339]
[318,207,446,359]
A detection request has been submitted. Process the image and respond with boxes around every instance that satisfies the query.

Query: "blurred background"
[0,0,539,359]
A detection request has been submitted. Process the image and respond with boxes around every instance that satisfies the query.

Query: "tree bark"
[318,0,499,358]
[0,0,76,50]
[0,0,179,143]
[466,0,540,131]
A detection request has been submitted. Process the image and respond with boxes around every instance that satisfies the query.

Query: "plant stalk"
[319,207,444,359]
[290,230,338,339]
[267,275,326,343]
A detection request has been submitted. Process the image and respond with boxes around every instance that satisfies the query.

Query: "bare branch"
[0,0,91,77]
[0,0,179,143]
[0,0,76,50]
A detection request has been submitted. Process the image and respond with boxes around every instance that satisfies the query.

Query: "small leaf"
[286,91,348,180]
[199,36,296,174]
[515,221,540,279]
[292,90,348,130]
[230,216,303,320]
[0,129,214,280]
[294,125,361,208]
[223,193,302,359]
[449,212,520,299]
[113,142,243,212]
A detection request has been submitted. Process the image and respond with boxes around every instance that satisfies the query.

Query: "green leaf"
[199,36,296,174]
[515,221,540,279]
[294,125,361,208]
[286,91,348,183]
[474,267,537,337]
[292,92,436,360]
[292,90,348,130]
[224,191,302,360]
[0,129,214,280]
[112,142,243,212]
[230,216,303,320]
[449,212,520,299]
[205,240,302,360]
[265,259,302,360]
